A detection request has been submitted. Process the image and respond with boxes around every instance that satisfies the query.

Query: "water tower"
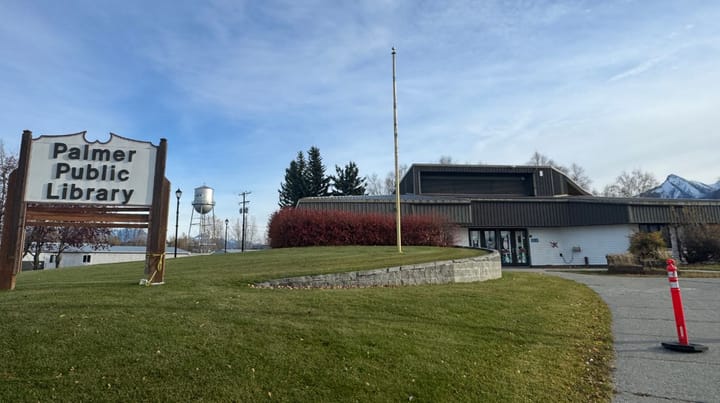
[188,185,216,253]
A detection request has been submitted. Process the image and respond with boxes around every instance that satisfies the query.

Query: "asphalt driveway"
[546,271,720,403]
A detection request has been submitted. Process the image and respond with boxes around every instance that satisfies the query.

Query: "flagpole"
[392,47,402,253]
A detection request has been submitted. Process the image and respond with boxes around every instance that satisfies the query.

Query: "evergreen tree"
[278,151,308,207]
[305,146,330,197]
[278,147,332,207]
[331,161,366,196]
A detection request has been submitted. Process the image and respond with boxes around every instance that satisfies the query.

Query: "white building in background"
[22,245,191,270]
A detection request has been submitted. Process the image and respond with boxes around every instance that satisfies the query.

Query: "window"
[639,224,671,247]
[82,255,92,263]
[639,224,663,233]
[49,255,55,263]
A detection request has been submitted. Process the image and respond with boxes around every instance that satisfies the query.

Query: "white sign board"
[24,133,157,206]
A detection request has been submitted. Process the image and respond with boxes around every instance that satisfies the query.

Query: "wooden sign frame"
[0,131,170,290]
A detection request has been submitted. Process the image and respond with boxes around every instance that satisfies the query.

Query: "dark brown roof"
[399,164,591,197]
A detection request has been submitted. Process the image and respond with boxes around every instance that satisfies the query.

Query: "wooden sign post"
[0,131,170,290]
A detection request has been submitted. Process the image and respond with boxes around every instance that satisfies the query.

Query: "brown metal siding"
[405,203,472,224]
[629,204,720,224]
[471,200,630,227]
[298,200,393,215]
[471,200,720,228]
[532,170,556,196]
[398,167,415,194]
[628,205,672,223]
[298,193,720,229]
[419,172,533,196]
[298,199,472,225]
[567,202,630,225]
[552,171,566,195]
[471,201,568,227]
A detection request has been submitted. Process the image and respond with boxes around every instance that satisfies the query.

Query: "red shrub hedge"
[267,208,458,248]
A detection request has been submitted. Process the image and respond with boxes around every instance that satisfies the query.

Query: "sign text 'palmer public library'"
[25,133,156,206]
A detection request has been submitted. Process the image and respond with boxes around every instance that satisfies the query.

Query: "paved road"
[545,271,720,403]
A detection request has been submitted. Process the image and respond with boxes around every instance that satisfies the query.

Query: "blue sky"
[2,0,720,241]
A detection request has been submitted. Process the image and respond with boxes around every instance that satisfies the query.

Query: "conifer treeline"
[278,146,366,207]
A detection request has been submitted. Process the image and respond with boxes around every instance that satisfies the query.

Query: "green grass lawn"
[0,246,613,402]
[680,263,720,272]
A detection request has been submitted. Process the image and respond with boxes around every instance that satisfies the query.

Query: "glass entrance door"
[515,231,528,264]
[500,231,512,264]
[469,229,530,266]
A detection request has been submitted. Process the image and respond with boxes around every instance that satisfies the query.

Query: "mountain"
[640,174,720,199]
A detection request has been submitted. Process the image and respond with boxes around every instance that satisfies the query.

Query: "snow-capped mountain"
[641,174,720,199]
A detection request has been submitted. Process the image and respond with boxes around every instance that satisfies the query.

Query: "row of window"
[469,229,529,266]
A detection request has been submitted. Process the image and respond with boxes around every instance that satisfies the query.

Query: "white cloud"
[2,0,720,238]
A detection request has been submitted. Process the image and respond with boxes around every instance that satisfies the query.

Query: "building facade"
[22,245,191,270]
[298,164,720,267]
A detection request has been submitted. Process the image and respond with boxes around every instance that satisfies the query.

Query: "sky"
[2,0,720,243]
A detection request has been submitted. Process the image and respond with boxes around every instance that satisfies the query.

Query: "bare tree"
[383,172,394,194]
[23,225,111,269]
[115,228,147,245]
[526,152,598,187]
[231,218,242,244]
[366,173,384,195]
[567,163,592,190]
[175,233,190,251]
[53,226,111,268]
[527,151,557,167]
[230,215,258,249]
[23,226,53,270]
[0,141,18,239]
[246,216,258,247]
[527,151,569,173]
[602,169,659,197]
[383,164,408,194]
[212,217,230,250]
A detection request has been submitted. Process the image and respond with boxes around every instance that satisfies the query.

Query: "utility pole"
[239,191,251,252]
[392,47,402,253]
[224,219,229,253]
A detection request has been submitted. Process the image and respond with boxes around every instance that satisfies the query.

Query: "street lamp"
[224,219,229,253]
[174,188,182,258]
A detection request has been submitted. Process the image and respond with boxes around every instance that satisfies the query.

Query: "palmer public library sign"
[26,134,156,205]
[0,131,170,290]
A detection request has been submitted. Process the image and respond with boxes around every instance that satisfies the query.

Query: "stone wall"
[254,250,501,288]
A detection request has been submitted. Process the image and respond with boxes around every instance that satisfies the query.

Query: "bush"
[606,252,671,274]
[628,231,665,262]
[682,224,720,263]
[267,208,457,248]
[605,253,638,268]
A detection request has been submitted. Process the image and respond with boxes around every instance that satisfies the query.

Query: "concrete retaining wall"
[255,250,501,289]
